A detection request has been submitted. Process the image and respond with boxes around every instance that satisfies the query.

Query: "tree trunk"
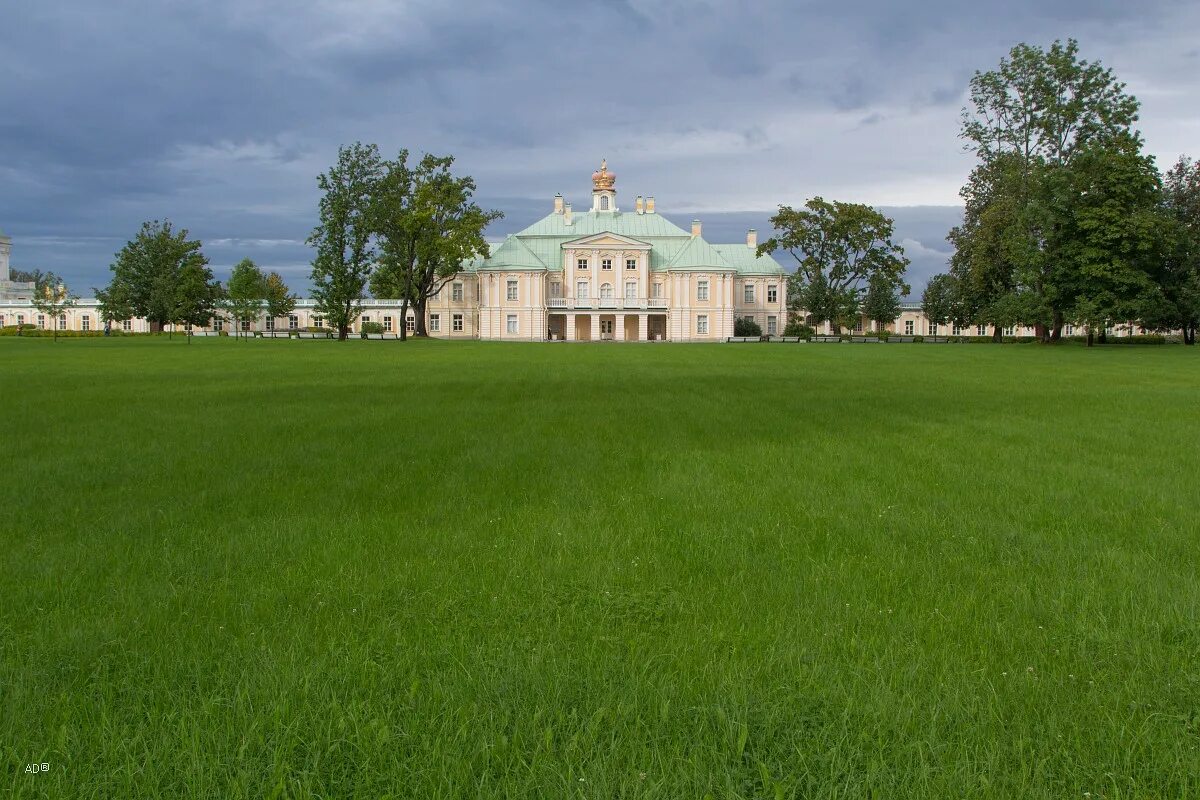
[1098,329,1107,344]
[399,301,409,341]
[991,324,1003,343]
[1050,311,1063,342]
[414,297,428,337]
[1086,331,1094,347]
[1185,325,1195,345]
[338,325,349,341]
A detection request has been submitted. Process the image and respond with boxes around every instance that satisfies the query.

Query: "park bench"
[780,336,804,343]
[189,330,220,337]
[811,335,842,343]
[726,336,758,343]
[381,332,400,340]
[363,332,385,340]
[888,336,916,343]
[850,336,881,343]
[259,331,291,339]
[925,336,950,343]
[297,331,330,339]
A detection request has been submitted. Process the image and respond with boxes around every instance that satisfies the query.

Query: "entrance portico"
[561,312,651,341]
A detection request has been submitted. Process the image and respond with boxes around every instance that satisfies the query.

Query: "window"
[577,280,589,299]
[601,258,612,271]
[600,283,614,299]
[0,315,5,326]
[600,195,610,210]
[240,319,251,331]
[507,314,518,334]
[768,285,778,304]
[577,258,588,271]
[266,318,274,331]
[213,318,223,331]
[697,314,709,335]
[58,315,66,330]
[626,258,637,270]
[853,319,863,333]
[122,319,132,332]
[362,315,370,324]
[1004,325,1015,336]
[952,324,962,336]
[384,316,393,332]
[37,314,45,329]
[452,314,464,332]
[600,319,614,336]
[17,314,25,326]
[550,282,562,298]
[288,315,298,330]
[904,320,914,336]
[81,315,90,331]
[697,280,709,301]
[430,314,440,332]
[744,284,755,303]
[312,316,322,328]
[767,316,778,335]
[652,283,664,299]
[406,317,415,333]
[929,323,939,336]
[452,282,464,301]
[506,279,518,301]
[1065,324,1074,336]
[625,281,637,300]
[976,324,986,336]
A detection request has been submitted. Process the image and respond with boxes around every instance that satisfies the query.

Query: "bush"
[304,326,331,333]
[782,320,815,339]
[733,318,762,337]
[360,321,385,335]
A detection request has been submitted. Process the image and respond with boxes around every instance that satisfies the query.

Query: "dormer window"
[577,258,588,270]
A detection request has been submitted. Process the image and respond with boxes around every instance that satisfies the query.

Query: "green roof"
[459,209,786,276]
[667,235,730,271]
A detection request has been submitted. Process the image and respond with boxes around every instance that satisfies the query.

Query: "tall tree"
[946,39,1148,341]
[30,271,77,341]
[264,271,297,329]
[758,198,909,335]
[308,143,384,340]
[224,258,266,339]
[97,220,211,333]
[1144,156,1200,344]
[174,261,222,340]
[370,153,500,338]
[862,271,902,333]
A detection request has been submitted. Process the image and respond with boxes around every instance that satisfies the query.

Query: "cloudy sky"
[2,0,1197,295]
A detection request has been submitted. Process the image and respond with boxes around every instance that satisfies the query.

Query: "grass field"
[2,337,1199,799]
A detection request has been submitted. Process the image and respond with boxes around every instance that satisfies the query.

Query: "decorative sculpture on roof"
[592,159,616,192]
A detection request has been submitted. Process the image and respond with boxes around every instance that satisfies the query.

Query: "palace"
[0,166,1162,340]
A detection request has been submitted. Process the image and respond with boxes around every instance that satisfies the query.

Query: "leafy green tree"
[264,271,297,328]
[950,39,1148,341]
[921,274,959,333]
[174,260,222,340]
[1145,156,1200,344]
[862,271,902,333]
[224,258,266,339]
[30,271,76,341]
[97,220,211,333]
[371,151,500,338]
[309,143,384,340]
[758,198,909,335]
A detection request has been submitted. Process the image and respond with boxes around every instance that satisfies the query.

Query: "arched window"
[600,196,610,210]
[600,283,614,299]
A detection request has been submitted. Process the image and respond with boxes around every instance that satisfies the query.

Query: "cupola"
[591,159,617,212]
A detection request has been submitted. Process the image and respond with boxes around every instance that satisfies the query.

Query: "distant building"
[0,229,36,302]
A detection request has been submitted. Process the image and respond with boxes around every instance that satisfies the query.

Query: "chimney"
[691,219,702,238]
[554,193,564,214]
[646,196,656,214]
[746,229,757,249]
[564,203,573,226]
[635,195,644,214]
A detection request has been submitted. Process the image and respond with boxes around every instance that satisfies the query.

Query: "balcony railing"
[544,298,663,311]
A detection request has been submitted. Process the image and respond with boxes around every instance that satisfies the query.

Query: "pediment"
[562,232,651,250]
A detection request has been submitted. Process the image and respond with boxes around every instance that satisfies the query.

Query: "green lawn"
[2,337,1198,799]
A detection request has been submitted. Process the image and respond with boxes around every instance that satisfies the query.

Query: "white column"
[614,314,625,341]
[590,314,599,341]
[637,313,648,342]
[566,314,577,341]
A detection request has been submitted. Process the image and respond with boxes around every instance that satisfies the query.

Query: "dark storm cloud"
[1,0,1196,291]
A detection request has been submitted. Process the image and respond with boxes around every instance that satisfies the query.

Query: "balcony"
[544,298,661,311]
